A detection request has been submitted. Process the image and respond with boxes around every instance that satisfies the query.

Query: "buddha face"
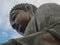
[10,10,32,34]
[10,4,37,35]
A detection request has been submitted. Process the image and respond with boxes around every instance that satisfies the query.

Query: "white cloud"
[15,0,60,7]
[3,2,12,13]
[0,15,12,31]
[0,0,14,31]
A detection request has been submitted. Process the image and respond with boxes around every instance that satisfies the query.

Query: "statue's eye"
[11,12,18,21]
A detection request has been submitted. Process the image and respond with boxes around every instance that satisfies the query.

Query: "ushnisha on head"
[10,3,37,35]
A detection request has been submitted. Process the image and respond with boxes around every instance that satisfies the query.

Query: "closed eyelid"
[11,12,18,21]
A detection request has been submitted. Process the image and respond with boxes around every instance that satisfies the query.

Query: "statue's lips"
[17,24,26,35]
[12,22,26,35]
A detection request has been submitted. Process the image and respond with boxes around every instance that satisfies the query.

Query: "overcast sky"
[0,0,60,43]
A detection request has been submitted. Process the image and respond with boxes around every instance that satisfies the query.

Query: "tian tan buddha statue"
[1,3,60,45]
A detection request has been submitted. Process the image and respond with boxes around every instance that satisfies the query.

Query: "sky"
[0,0,60,43]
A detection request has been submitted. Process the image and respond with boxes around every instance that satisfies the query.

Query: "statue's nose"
[15,12,30,25]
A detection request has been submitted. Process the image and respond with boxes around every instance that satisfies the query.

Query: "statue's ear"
[25,5,37,14]
[25,5,33,13]
[25,5,31,10]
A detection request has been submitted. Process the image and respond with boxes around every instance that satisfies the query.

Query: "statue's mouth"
[17,24,26,35]
[12,22,26,35]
